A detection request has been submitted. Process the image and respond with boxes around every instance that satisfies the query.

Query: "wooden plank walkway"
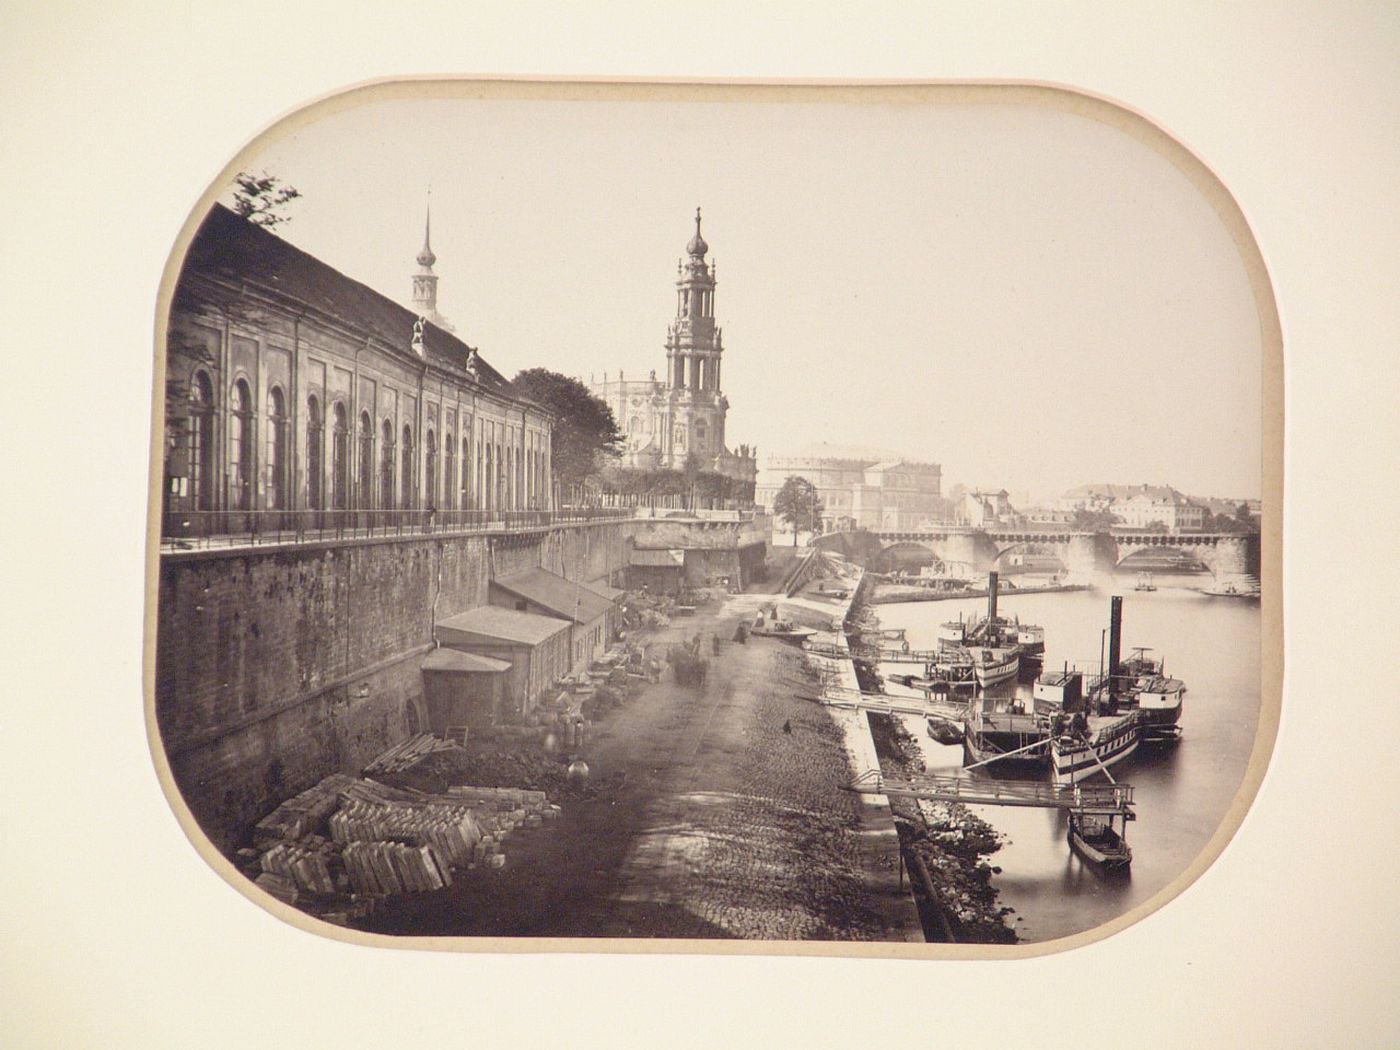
[806,686,973,723]
[847,768,1135,814]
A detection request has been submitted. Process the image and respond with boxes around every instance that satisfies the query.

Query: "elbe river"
[875,575,1263,944]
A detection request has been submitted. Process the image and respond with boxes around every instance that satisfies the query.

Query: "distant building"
[589,209,757,494]
[958,489,1016,527]
[1058,483,1205,532]
[756,442,946,531]
[1116,488,1206,532]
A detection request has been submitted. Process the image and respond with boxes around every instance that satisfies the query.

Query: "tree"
[511,368,622,495]
[231,171,301,228]
[773,476,824,546]
[1070,507,1123,531]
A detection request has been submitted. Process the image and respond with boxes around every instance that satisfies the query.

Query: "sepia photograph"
[148,82,1277,951]
[9,3,1400,1047]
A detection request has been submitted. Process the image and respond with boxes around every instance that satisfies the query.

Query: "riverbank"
[869,581,1089,605]
[845,592,1018,943]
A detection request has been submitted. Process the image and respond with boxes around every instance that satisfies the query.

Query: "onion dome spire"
[685,206,708,258]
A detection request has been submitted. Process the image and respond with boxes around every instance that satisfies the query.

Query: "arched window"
[331,402,348,510]
[229,378,253,511]
[460,435,470,509]
[484,442,494,512]
[357,411,373,508]
[425,428,438,509]
[190,371,215,511]
[306,395,323,510]
[266,386,288,510]
[379,419,395,510]
[443,433,455,510]
[401,424,415,509]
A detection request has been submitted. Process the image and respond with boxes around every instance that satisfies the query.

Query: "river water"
[873,574,1262,944]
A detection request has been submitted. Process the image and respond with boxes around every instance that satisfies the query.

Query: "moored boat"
[968,644,1020,686]
[963,694,1050,770]
[1068,810,1134,869]
[748,612,816,642]
[1131,675,1185,740]
[927,717,965,746]
[1049,710,1141,785]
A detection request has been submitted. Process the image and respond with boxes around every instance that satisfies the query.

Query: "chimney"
[987,571,999,620]
[1108,595,1123,697]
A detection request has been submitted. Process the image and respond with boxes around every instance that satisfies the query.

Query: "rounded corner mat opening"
[147,78,1279,957]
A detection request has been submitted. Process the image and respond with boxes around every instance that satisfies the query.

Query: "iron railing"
[160,506,634,552]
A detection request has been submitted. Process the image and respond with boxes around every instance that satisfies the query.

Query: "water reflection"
[877,575,1261,942]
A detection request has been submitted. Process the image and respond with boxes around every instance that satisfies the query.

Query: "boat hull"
[1068,822,1132,869]
[970,647,1020,686]
[1051,718,1141,785]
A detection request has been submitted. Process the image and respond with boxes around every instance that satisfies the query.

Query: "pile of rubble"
[239,737,559,921]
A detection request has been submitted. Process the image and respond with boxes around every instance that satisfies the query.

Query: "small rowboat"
[1068,811,1133,869]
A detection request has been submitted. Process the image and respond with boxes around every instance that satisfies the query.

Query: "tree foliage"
[773,476,824,544]
[231,171,302,228]
[1070,507,1124,531]
[511,368,622,489]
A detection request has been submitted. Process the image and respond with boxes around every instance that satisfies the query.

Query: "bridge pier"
[1063,532,1118,581]
[941,531,1002,576]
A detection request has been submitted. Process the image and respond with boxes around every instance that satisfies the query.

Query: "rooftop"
[436,604,571,647]
[490,567,615,624]
[181,205,519,401]
[421,648,512,674]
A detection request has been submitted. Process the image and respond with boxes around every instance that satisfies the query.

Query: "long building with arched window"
[162,205,553,538]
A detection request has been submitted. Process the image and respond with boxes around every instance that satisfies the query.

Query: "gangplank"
[806,686,972,724]
[846,768,1136,816]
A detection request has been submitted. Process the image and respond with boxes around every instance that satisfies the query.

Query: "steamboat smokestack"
[987,571,999,620]
[1108,595,1123,698]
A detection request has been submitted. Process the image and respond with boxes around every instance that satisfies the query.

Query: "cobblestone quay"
[358,592,905,940]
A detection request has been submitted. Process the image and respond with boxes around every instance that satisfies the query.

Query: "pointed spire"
[416,194,436,268]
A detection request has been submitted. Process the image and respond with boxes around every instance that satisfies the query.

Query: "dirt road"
[359,589,901,940]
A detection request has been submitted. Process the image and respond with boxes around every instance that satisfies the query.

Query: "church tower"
[410,203,455,332]
[666,207,723,397]
[662,207,727,464]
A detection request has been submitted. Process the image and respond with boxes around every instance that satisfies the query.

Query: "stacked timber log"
[341,841,453,895]
[259,836,339,895]
[362,733,460,776]
[253,774,357,847]
[243,737,562,912]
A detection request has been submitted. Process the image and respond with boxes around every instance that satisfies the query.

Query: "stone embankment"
[844,582,1018,944]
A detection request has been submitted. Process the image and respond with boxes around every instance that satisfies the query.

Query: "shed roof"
[586,580,625,603]
[491,568,614,624]
[421,648,512,674]
[436,605,571,647]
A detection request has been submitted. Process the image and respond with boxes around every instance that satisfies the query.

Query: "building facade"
[1056,483,1206,532]
[589,209,757,491]
[756,442,946,531]
[161,205,552,537]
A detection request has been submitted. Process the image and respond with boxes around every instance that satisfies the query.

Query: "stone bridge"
[818,526,1260,581]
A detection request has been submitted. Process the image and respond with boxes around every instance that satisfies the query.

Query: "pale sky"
[230,96,1263,501]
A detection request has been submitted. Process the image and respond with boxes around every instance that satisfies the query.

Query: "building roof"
[421,648,512,674]
[490,568,614,624]
[585,580,625,603]
[436,605,571,647]
[630,548,685,567]
[181,205,519,400]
